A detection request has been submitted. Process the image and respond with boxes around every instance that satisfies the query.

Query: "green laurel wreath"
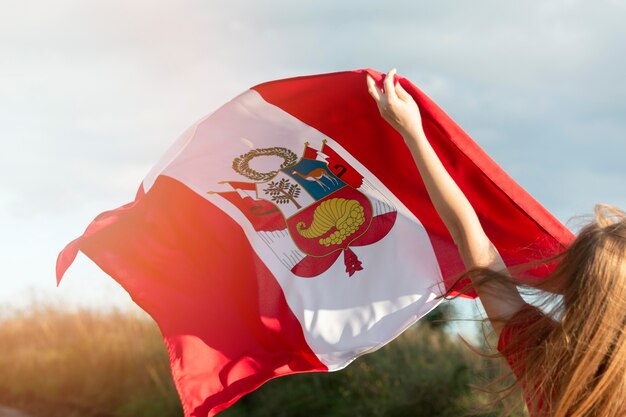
[232,147,298,181]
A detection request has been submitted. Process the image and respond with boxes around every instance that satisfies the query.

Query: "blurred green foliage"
[0,303,525,417]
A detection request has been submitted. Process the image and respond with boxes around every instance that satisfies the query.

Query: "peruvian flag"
[57,69,573,416]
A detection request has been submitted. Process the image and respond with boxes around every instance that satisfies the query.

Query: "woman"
[366,69,626,417]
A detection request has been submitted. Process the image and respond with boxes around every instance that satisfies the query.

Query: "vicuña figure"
[292,168,338,191]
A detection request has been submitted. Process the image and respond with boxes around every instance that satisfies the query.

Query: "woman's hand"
[366,69,423,137]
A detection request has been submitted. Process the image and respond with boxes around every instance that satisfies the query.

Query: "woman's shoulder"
[496,303,554,383]
[497,303,555,354]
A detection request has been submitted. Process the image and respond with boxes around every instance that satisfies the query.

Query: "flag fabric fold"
[57,69,573,416]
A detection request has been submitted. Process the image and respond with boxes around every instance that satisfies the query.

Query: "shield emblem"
[260,159,374,257]
[213,141,396,277]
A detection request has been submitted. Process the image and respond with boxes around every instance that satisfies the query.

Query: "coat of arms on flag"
[56,69,573,417]
[211,140,397,277]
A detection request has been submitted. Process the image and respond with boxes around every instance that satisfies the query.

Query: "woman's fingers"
[366,68,422,135]
[383,68,397,100]
[367,69,400,103]
[395,81,411,101]
[366,75,381,101]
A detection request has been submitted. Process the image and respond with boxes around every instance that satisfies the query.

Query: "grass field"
[0,303,525,417]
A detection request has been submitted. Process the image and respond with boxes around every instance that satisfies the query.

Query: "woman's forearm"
[400,125,482,251]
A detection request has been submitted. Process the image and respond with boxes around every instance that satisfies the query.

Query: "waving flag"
[57,69,573,416]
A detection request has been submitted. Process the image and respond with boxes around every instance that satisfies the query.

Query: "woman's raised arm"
[366,69,526,335]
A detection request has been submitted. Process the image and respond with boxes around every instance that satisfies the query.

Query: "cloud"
[0,1,624,303]
[2,0,624,219]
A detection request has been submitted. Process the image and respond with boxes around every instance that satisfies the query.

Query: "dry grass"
[0,303,181,417]
[0,303,525,417]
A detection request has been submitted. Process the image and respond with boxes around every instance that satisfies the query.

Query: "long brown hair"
[462,204,626,416]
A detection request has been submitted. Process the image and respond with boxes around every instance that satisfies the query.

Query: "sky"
[1,0,625,313]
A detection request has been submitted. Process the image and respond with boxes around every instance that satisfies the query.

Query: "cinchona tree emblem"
[263,178,302,209]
